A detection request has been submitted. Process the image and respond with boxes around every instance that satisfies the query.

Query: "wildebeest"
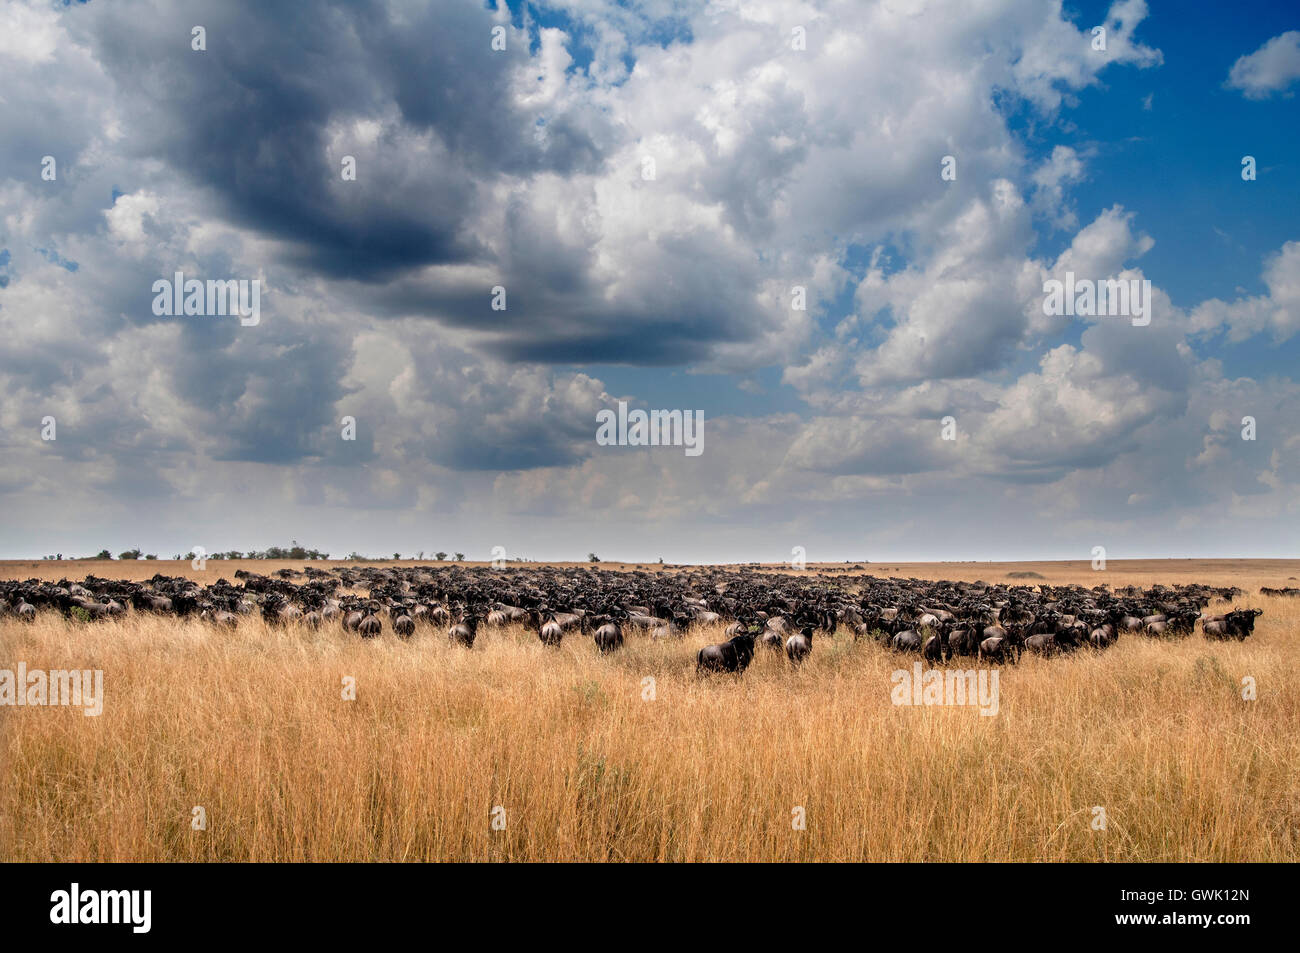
[1087,623,1116,649]
[529,608,565,647]
[785,626,813,666]
[947,626,978,657]
[1202,608,1262,641]
[978,625,1020,663]
[448,614,480,647]
[1144,609,1198,637]
[652,613,691,640]
[891,629,923,652]
[592,614,624,654]
[697,632,757,675]
[393,614,415,638]
[1024,632,1056,656]
[922,625,948,663]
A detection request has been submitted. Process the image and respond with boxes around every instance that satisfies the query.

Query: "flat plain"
[2,558,1297,861]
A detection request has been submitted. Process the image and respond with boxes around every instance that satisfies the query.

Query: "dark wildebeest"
[592,614,624,654]
[449,614,480,648]
[652,613,691,640]
[978,625,1020,663]
[1116,610,1144,635]
[891,629,923,653]
[529,608,564,647]
[393,614,415,638]
[922,624,948,663]
[1202,608,1262,641]
[697,632,757,675]
[1145,609,1198,637]
[358,614,382,638]
[1024,632,1056,656]
[947,626,978,657]
[1088,623,1116,649]
[785,626,813,666]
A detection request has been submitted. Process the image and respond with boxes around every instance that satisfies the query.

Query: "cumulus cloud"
[1189,241,1300,342]
[1031,145,1087,230]
[1226,30,1300,99]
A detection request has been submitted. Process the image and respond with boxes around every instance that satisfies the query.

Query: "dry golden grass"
[2,560,1298,861]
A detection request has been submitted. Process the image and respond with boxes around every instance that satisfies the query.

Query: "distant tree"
[416,551,424,560]
[145,554,158,560]
[435,552,447,561]
[95,549,113,560]
[119,548,143,560]
[588,553,600,562]
[658,557,664,564]
[454,553,465,561]
[393,553,402,560]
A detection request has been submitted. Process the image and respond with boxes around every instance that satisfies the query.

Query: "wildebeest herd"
[0,565,1268,675]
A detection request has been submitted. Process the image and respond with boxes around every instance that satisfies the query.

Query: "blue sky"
[0,0,1297,561]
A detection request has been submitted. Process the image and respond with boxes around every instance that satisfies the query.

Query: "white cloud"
[1226,30,1300,99]
[1189,241,1300,342]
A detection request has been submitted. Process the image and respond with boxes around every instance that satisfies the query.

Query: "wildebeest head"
[1226,608,1262,633]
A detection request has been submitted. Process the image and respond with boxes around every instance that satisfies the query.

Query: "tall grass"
[1,574,1297,861]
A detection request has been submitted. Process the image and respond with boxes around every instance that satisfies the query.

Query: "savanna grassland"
[1,559,1297,862]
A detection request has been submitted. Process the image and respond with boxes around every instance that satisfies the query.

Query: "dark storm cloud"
[54,0,792,370]
[170,317,359,465]
[385,335,605,472]
[72,0,608,283]
[349,221,780,365]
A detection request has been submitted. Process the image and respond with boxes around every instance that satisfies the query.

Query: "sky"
[0,0,1297,563]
